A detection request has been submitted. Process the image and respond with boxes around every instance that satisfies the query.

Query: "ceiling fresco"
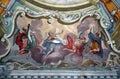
[0,0,120,79]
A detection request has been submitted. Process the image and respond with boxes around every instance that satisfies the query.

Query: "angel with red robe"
[64,35,85,56]
[15,24,40,58]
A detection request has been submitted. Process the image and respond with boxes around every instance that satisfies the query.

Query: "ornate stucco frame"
[0,3,120,79]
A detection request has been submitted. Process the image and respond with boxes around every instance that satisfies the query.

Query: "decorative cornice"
[0,69,119,79]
